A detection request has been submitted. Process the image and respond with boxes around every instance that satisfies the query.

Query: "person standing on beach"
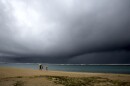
[46,66,48,71]
[39,64,43,70]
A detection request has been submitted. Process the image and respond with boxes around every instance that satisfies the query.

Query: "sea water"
[0,63,130,74]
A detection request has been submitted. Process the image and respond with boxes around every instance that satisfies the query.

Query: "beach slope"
[0,67,130,86]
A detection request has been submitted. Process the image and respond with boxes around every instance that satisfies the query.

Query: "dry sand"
[0,67,130,86]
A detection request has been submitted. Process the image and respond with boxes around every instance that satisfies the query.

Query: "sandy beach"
[0,67,130,86]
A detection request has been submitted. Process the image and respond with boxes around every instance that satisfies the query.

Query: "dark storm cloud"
[0,0,130,63]
[68,50,130,64]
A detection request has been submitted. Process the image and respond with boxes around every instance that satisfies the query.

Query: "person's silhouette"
[39,64,43,70]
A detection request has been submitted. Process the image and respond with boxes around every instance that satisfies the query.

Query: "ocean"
[0,63,130,74]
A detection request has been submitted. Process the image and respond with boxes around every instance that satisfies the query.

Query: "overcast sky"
[0,0,130,64]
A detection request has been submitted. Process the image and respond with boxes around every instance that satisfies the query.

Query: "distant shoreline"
[0,63,130,74]
[0,66,130,75]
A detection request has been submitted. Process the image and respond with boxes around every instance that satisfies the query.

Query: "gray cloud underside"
[0,0,130,63]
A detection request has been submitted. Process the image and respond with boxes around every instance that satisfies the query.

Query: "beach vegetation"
[13,81,24,86]
[47,76,130,86]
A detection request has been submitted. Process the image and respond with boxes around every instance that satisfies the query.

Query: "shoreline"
[1,66,130,74]
[0,65,130,75]
[1,63,130,75]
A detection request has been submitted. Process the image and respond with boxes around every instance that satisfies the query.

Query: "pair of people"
[39,64,48,70]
